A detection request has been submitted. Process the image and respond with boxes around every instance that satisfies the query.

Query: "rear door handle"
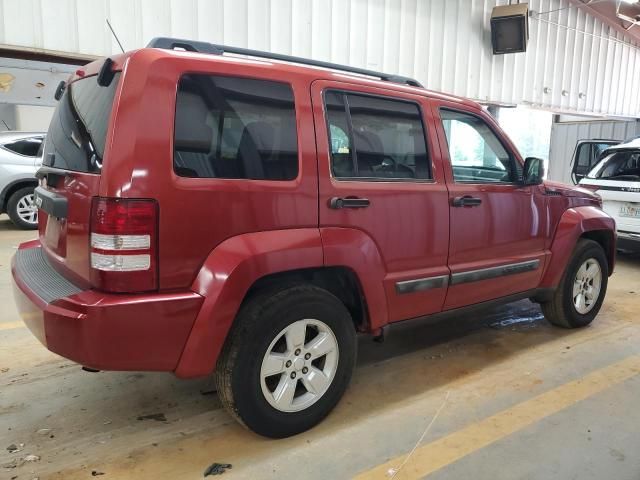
[329,197,370,209]
[452,195,482,207]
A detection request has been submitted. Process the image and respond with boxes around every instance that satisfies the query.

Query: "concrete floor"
[1,215,639,480]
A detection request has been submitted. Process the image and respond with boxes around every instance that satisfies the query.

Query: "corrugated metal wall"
[0,0,639,116]
[0,57,75,106]
[548,119,640,184]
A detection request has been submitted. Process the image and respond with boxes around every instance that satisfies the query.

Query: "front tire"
[7,186,38,230]
[541,239,608,328]
[216,285,357,438]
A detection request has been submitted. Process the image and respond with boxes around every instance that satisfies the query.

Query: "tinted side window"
[573,142,593,178]
[576,143,591,168]
[325,91,430,180]
[3,137,42,157]
[325,92,354,178]
[174,75,298,180]
[441,109,515,183]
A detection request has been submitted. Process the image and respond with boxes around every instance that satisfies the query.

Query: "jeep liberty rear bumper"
[11,241,203,372]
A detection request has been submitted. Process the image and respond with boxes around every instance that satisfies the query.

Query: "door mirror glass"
[523,157,544,185]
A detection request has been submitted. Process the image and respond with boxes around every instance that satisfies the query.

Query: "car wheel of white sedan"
[7,187,38,230]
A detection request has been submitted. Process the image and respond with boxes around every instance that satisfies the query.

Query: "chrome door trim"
[450,259,540,286]
[395,260,540,295]
[395,274,449,294]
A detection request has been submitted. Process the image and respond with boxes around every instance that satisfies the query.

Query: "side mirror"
[522,157,545,185]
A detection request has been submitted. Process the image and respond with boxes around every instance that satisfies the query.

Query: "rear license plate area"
[620,203,640,218]
[43,214,67,257]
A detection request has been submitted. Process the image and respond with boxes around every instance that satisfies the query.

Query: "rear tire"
[7,186,38,230]
[541,239,608,328]
[216,285,357,438]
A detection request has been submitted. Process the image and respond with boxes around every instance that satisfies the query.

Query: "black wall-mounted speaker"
[490,3,529,54]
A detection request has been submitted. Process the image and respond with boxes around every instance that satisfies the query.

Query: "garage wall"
[0,103,16,130]
[0,104,53,131]
[0,58,76,107]
[15,105,54,131]
[0,0,639,117]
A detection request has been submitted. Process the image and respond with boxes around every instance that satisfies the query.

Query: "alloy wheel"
[16,193,38,226]
[260,319,339,413]
[572,258,602,315]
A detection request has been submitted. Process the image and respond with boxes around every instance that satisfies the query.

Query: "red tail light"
[90,198,158,292]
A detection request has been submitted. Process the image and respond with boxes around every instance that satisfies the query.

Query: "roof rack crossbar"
[146,37,423,88]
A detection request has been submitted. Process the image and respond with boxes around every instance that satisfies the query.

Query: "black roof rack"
[146,37,423,88]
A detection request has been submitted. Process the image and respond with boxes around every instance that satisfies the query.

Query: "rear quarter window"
[173,74,298,181]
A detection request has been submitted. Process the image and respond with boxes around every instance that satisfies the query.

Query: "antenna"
[106,19,125,53]
[1,120,11,131]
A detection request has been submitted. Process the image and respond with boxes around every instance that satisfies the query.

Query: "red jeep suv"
[12,38,615,438]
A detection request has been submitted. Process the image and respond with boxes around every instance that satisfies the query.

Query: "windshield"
[43,73,121,173]
[587,150,640,180]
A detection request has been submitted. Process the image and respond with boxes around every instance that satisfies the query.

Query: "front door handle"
[452,195,482,207]
[329,197,370,209]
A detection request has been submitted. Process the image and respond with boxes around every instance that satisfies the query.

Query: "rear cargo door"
[36,72,121,287]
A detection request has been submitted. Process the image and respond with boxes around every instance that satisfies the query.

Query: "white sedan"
[580,138,640,251]
[0,131,45,229]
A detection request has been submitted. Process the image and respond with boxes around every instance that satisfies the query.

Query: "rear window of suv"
[43,73,121,173]
[174,74,298,181]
